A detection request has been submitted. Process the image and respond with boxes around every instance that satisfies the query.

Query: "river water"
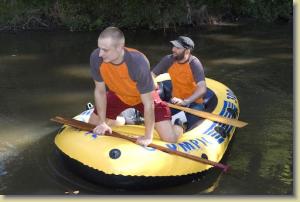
[0,23,293,195]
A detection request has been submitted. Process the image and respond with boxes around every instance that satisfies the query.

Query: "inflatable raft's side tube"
[56,146,222,189]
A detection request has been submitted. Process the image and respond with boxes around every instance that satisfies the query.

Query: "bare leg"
[154,120,183,143]
[173,125,184,137]
[88,113,125,126]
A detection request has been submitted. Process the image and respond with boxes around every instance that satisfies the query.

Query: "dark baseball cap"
[170,36,194,49]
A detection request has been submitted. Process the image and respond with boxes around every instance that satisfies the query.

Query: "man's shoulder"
[157,54,173,65]
[91,48,100,57]
[125,47,146,59]
[189,55,201,63]
[90,48,103,67]
[124,47,149,67]
[163,54,174,61]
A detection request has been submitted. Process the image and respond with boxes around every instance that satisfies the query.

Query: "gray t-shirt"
[90,48,154,94]
[152,54,205,83]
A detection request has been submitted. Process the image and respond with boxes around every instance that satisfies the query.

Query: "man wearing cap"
[152,36,207,129]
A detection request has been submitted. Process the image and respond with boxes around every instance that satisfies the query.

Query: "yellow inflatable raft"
[54,73,240,188]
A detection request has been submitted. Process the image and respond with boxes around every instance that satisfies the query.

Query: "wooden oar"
[51,116,230,172]
[167,103,248,128]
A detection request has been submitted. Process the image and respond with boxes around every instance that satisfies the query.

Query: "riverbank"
[0,0,292,32]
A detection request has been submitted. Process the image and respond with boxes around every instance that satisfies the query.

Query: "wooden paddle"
[51,116,230,172]
[167,103,248,128]
[154,73,247,128]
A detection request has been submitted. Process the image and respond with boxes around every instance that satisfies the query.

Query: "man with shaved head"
[89,27,182,146]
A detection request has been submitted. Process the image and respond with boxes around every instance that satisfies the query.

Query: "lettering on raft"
[165,137,212,152]
[85,131,98,139]
[226,89,237,103]
[202,100,238,144]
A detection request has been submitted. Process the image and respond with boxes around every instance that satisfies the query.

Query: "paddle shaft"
[167,103,248,128]
[51,116,230,172]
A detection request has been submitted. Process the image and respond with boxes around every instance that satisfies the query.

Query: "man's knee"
[107,116,125,126]
[159,131,178,143]
[155,120,179,143]
[88,113,125,126]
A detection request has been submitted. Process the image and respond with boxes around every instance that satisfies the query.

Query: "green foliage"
[119,0,187,29]
[57,1,91,31]
[210,0,293,22]
[241,0,292,22]
[0,0,292,31]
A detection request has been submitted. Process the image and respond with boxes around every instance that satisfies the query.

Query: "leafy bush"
[0,0,292,31]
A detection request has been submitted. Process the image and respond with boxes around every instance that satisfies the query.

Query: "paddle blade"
[167,103,248,128]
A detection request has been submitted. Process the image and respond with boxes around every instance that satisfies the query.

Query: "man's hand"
[171,97,189,106]
[93,122,112,135]
[136,135,152,147]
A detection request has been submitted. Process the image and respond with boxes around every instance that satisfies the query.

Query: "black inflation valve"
[109,149,121,159]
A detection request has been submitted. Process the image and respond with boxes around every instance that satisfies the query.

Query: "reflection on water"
[210,57,264,65]
[56,64,91,79]
[0,23,293,194]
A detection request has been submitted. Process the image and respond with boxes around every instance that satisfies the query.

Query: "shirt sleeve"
[190,56,205,83]
[90,48,103,82]
[152,55,173,75]
[127,52,155,94]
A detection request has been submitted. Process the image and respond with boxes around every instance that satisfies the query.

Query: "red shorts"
[93,91,171,122]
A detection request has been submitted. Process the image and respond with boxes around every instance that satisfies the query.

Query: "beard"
[173,50,185,61]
